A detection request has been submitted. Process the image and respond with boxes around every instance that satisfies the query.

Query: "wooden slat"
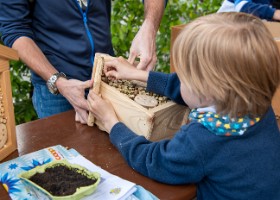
[0,45,19,61]
[0,60,9,73]
[170,24,186,73]
[87,53,115,126]
[150,102,189,141]
[264,21,280,38]
[0,70,17,161]
[87,55,105,126]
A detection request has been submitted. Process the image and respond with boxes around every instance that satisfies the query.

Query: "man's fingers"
[75,112,81,122]
[82,80,93,89]
[145,55,157,71]
[79,111,88,124]
[75,107,89,124]
[78,98,90,111]
[136,55,151,70]
[128,51,137,64]
[88,90,98,99]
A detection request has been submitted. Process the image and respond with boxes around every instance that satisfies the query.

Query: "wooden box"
[88,53,189,141]
[0,45,18,161]
[170,22,280,118]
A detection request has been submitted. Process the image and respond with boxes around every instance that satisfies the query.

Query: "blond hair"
[173,12,280,118]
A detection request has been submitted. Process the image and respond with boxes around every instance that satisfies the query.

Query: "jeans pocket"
[32,83,73,118]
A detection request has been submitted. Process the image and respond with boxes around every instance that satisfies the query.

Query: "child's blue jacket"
[110,71,280,199]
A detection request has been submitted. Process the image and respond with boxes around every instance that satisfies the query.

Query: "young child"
[218,0,280,21]
[87,12,280,199]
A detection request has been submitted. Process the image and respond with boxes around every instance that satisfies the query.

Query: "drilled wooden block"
[0,45,18,161]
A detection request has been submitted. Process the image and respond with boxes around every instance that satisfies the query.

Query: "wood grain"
[87,55,104,126]
[0,45,18,160]
[87,53,114,126]
[0,45,19,61]
[0,67,17,161]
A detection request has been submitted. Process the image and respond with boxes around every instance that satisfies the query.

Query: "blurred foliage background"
[6,0,222,124]
[112,0,221,72]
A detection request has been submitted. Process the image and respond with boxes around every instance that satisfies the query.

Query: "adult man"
[218,0,280,21]
[0,0,166,124]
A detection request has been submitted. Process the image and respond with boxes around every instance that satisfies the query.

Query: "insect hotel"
[0,45,18,161]
[88,53,189,141]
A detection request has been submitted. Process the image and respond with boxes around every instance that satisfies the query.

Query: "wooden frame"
[88,53,189,141]
[0,45,18,161]
[170,24,186,73]
[87,54,105,126]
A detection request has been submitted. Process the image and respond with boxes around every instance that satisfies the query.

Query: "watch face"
[47,72,66,95]
[47,82,56,94]
[47,75,58,94]
[50,75,58,83]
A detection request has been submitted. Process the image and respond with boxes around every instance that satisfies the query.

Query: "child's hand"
[87,91,119,133]
[104,56,149,82]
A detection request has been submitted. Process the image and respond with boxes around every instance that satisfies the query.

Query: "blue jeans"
[32,83,73,118]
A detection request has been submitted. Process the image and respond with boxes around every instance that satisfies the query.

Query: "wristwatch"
[46,72,66,95]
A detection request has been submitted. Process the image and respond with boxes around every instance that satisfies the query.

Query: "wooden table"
[0,110,196,200]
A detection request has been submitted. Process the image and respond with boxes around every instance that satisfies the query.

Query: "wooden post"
[170,24,186,73]
[0,44,19,161]
[87,53,113,126]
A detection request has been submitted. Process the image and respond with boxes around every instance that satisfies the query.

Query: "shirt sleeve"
[234,0,275,20]
[0,0,34,47]
[146,71,186,105]
[109,122,205,184]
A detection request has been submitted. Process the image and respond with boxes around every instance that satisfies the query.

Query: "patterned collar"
[188,106,260,136]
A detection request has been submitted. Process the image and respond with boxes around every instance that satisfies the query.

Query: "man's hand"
[128,20,157,71]
[128,0,165,71]
[56,78,93,124]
